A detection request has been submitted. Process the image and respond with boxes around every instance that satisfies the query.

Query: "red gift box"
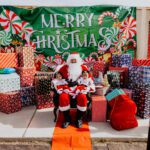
[0,53,18,68]
[92,95,107,122]
[0,91,21,114]
[132,59,150,66]
[17,46,34,67]
[93,61,105,77]
[20,75,35,87]
[17,67,36,76]
[18,67,36,87]
[36,94,54,109]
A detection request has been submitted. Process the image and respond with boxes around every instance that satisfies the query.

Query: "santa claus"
[54,52,95,128]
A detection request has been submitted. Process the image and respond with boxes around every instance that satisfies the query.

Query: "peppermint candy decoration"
[19,21,33,43]
[0,9,22,34]
[98,11,117,25]
[83,56,95,63]
[0,30,12,46]
[117,35,127,50]
[43,56,53,67]
[126,39,136,48]
[53,58,65,65]
[120,16,136,39]
[105,27,119,44]
[115,6,131,17]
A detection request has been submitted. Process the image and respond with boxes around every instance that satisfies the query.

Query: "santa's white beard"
[68,63,82,82]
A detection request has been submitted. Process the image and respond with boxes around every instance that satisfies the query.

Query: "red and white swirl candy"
[83,56,95,64]
[43,56,53,67]
[120,16,136,39]
[0,9,21,34]
[98,11,117,25]
[19,21,33,43]
[53,58,65,65]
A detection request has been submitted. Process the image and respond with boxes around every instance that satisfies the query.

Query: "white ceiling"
[0,0,150,7]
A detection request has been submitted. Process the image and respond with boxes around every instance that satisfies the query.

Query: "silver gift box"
[0,73,20,93]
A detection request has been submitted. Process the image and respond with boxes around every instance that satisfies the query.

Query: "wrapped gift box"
[132,59,150,66]
[20,75,35,87]
[0,91,21,114]
[129,66,150,84]
[128,82,150,119]
[35,72,54,94]
[112,54,132,67]
[21,86,35,107]
[17,46,34,67]
[0,73,20,93]
[36,94,54,109]
[92,61,106,77]
[17,67,36,76]
[91,95,107,122]
[17,67,36,87]
[0,53,18,68]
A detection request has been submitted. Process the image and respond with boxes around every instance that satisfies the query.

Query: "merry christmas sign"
[0,6,136,69]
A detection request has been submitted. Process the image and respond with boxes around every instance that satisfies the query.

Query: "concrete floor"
[0,106,149,141]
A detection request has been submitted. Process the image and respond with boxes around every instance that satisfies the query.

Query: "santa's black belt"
[68,81,78,87]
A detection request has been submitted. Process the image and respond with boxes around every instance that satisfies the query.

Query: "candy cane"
[98,11,117,25]
[126,39,136,48]
[53,58,65,65]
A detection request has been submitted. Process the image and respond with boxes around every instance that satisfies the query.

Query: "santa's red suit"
[56,53,94,113]
[58,64,90,112]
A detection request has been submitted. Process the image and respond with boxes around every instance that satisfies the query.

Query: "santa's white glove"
[81,87,90,94]
[75,89,81,94]
[72,93,77,99]
[57,90,63,94]
[64,89,70,94]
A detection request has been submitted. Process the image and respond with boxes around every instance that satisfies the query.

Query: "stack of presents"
[0,46,54,114]
[86,53,150,130]
[0,48,149,130]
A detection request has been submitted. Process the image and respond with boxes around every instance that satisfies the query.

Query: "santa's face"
[67,55,82,82]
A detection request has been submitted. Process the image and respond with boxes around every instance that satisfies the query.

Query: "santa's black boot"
[76,110,84,128]
[62,110,71,128]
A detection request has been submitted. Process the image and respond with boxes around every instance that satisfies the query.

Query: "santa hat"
[66,52,83,64]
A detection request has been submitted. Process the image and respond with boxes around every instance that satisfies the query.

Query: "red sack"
[109,94,138,130]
